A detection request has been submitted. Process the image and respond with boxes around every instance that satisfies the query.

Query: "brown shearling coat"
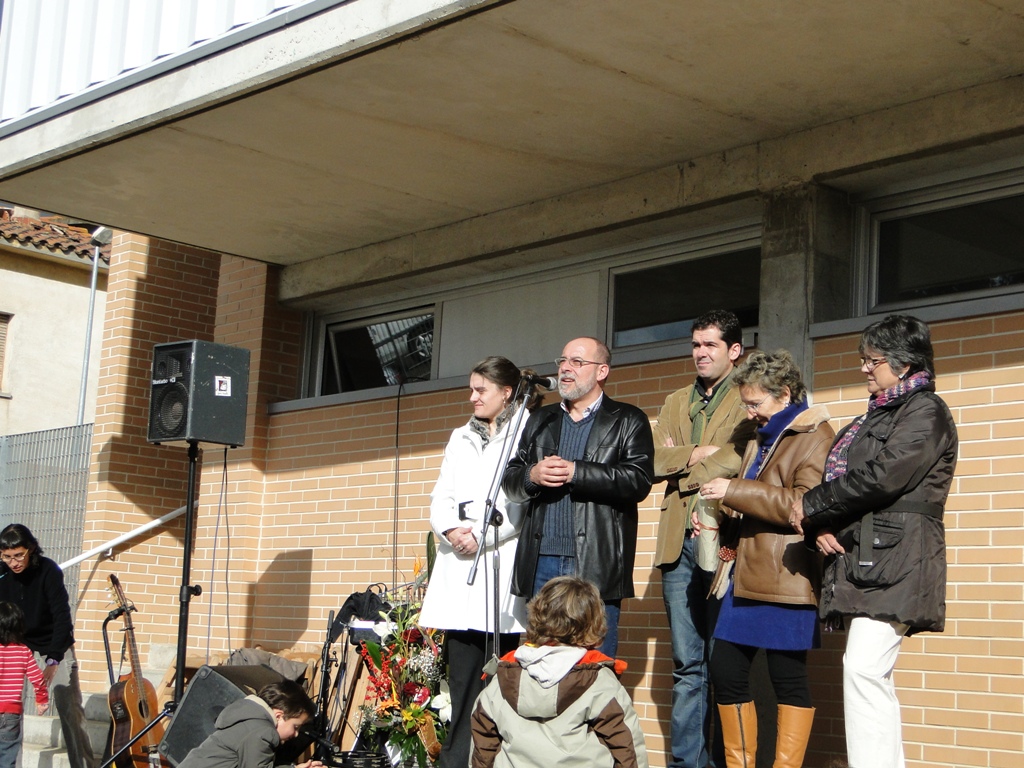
[722,404,834,605]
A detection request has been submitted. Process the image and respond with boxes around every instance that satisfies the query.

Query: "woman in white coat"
[419,356,543,768]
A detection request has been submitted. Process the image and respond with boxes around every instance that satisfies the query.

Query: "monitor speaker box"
[158,665,286,766]
[147,340,250,446]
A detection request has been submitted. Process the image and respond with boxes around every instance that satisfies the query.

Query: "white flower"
[430,680,452,723]
[373,620,396,638]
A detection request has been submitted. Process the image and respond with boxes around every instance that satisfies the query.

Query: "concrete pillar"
[758,184,853,373]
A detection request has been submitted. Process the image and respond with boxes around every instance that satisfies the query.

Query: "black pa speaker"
[148,340,250,446]
[159,665,286,766]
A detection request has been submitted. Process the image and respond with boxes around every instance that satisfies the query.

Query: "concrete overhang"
[2,0,1024,309]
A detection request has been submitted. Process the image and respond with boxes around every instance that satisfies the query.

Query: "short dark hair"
[258,680,315,720]
[691,310,743,349]
[0,524,43,570]
[525,576,606,649]
[732,350,807,404]
[471,355,542,412]
[0,601,25,646]
[859,314,934,378]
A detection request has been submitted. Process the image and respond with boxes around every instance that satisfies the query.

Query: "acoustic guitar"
[107,574,166,768]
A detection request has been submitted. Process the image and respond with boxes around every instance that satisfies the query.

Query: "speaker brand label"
[214,375,232,396]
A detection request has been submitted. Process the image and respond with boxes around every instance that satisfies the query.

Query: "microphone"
[300,727,341,757]
[522,373,558,389]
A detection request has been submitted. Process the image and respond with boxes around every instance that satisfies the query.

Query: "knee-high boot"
[774,704,815,768]
[718,701,757,768]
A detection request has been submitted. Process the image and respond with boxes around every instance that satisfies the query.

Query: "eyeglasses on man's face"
[1,550,28,564]
[859,356,889,372]
[555,357,602,369]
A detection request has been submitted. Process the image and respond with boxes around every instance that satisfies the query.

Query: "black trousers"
[437,629,519,768]
[709,638,812,708]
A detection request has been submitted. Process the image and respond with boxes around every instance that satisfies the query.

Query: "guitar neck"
[125,625,147,697]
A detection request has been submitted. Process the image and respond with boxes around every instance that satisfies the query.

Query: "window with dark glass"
[876,193,1024,305]
[319,312,434,395]
[612,247,760,347]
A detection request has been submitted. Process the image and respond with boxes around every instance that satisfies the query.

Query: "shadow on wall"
[247,549,315,648]
[618,588,671,751]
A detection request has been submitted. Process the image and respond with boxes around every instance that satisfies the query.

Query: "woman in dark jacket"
[790,315,957,768]
[700,351,833,768]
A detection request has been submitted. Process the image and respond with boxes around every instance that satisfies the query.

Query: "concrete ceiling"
[2,0,1024,300]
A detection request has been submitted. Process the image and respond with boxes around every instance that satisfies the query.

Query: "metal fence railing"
[0,424,93,615]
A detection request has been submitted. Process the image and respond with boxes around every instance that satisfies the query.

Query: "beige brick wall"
[78,233,223,688]
[77,238,1023,768]
[807,314,1024,768]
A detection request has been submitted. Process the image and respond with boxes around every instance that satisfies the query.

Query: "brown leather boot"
[718,701,757,768]
[774,704,815,768]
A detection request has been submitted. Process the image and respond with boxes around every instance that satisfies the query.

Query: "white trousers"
[844,616,909,768]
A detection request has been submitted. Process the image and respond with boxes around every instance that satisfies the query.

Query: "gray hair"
[859,314,935,377]
[732,349,807,404]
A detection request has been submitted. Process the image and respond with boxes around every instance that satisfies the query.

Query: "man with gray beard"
[503,337,655,657]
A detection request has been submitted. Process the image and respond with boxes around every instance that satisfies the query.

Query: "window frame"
[297,218,762,407]
[608,229,762,351]
[854,163,1024,316]
[307,306,438,398]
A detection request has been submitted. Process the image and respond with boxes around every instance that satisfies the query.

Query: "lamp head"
[90,226,113,247]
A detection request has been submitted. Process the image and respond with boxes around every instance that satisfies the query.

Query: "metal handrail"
[59,505,186,570]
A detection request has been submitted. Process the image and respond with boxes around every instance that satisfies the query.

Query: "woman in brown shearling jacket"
[699,350,834,768]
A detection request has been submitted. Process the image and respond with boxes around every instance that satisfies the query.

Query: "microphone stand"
[466,379,534,673]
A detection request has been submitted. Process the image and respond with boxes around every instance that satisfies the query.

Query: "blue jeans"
[661,535,722,768]
[0,712,21,768]
[532,555,622,657]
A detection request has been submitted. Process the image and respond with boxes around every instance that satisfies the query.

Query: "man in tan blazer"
[653,310,756,768]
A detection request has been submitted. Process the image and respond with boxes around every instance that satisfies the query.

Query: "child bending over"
[470,576,648,768]
[179,679,323,768]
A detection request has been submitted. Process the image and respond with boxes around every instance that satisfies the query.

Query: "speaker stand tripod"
[101,439,203,768]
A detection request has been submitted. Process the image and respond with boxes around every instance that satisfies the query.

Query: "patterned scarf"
[823,370,932,481]
[688,371,735,444]
[468,401,517,445]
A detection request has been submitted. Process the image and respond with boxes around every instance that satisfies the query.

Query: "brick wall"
[79,233,223,689]
[806,313,1024,768]
[77,238,1023,768]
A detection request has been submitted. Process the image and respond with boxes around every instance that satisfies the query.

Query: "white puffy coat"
[419,413,528,633]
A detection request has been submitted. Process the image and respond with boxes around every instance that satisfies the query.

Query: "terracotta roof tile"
[0,209,111,262]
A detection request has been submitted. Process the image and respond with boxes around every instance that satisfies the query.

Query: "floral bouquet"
[359,585,449,768]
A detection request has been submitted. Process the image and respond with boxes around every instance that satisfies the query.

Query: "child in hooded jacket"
[469,576,648,768]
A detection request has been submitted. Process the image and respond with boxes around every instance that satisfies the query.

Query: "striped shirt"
[0,642,48,714]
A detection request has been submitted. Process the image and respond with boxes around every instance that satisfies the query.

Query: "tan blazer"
[652,380,756,567]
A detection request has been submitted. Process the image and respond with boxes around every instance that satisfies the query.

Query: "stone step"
[21,743,75,768]
[22,713,110,751]
[19,644,177,768]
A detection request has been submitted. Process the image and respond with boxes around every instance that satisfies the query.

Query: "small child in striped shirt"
[0,600,48,768]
